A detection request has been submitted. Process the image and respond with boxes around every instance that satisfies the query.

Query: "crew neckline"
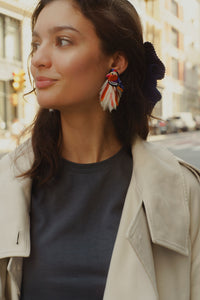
[61,147,128,172]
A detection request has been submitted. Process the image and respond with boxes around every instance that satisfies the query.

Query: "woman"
[0,0,200,299]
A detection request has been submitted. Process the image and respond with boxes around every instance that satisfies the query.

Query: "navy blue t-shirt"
[20,147,133,300]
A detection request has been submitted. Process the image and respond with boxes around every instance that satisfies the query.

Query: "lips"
[35,76,58,89]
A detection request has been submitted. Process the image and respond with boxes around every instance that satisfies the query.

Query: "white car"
[174,112,196,131]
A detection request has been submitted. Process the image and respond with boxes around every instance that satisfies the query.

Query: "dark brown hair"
[21,0,152,184]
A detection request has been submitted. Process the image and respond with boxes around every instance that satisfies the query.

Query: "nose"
[31,44,52,69]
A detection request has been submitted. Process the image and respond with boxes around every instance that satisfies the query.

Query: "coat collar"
[130,137,190,255]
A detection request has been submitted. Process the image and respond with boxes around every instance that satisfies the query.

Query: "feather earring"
[100,69,124,112]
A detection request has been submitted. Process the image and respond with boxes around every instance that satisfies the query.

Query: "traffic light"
[12,70,26,92]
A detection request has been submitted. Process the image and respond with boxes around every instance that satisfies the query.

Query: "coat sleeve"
[0,258,8,299]
[181,164,200,300]
[190,177,200,300]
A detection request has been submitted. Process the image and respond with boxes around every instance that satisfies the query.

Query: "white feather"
[99,80,121,112]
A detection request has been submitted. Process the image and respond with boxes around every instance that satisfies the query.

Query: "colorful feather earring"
[100,69,124,112]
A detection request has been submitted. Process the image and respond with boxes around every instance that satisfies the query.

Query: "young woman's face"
[31,0,113,111]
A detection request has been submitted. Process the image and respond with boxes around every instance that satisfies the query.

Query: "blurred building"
[0,0,37,132]
[182,0,200,116]
[0,0,200,132]
[131,0,200,118]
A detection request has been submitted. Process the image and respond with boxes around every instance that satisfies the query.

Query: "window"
[0,14,21,61]
[172,93,180,113]
[146,23,161,47]
[171,28,179,47]
[185,64,199,89]
[146,1,154,17]
[146,0,158,19]
[171,57,179,79]
[0,17,4,58]
[146,24,154,44]
[0,80,19,128]
[171,0,178,17]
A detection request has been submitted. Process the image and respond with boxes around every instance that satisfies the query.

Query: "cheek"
[60,57,93,80]
[30,63,36,78]
[58,49,108,81]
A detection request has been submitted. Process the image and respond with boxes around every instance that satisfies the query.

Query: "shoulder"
[135,137,200,180]
[132,136,200,208]
[178,159,200,185]
[178,158,200,193]
[178,160,200,241]
[131,137,200,254]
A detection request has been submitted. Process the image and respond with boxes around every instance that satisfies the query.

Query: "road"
[149,130,200,169]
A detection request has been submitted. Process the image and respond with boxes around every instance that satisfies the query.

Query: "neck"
[60,106,122,164]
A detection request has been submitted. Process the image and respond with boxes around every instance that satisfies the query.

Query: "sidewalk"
[148,133,168,142]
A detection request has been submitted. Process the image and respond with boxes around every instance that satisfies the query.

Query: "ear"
[111,51,128,74]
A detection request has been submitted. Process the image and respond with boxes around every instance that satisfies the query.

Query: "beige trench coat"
[0,137,200,300]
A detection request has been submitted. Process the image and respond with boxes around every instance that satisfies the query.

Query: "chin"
[37,101,55,110]
[36,95,57,108]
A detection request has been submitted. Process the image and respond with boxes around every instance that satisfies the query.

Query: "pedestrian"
[0,0,200,299]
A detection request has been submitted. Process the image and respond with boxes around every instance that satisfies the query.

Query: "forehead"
[33,0,95,36]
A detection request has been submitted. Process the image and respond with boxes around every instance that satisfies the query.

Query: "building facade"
[182,0,200,116]
[0,0,200,131]
[162,0,200,118]
[131,0,200,119]
[0,0,37,132]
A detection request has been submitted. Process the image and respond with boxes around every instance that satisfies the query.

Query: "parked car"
[176,112,196,131]
[150,118,167,135]
[194,115,200,130]
[166,116,187,133]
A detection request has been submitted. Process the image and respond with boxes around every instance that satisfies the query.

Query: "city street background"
[149,130,200,168]
[1,130,200,170]
[0,0,200,137]
[0,0,200,168]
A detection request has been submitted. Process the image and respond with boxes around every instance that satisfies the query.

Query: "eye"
[31,41,40,52]
[56,37,71,47]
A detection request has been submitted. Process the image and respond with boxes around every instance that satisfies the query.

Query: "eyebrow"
[32,25,80,37]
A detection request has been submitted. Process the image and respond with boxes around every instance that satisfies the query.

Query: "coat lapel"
[132,138,190,255]
[127,203,157,294]
[103,173,158,300]
[104,137,191,299]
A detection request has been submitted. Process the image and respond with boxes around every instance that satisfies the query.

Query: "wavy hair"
[21,0,153,184]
